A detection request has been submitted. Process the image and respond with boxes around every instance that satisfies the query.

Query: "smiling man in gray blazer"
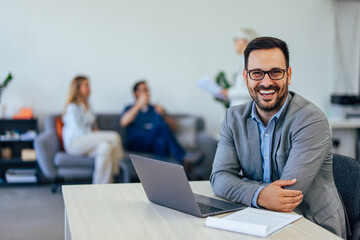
[210,37,346,238]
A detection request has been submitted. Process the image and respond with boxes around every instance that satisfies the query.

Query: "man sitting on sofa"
[120,80,201,166]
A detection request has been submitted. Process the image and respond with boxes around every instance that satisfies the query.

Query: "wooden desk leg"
[65,208,72,240]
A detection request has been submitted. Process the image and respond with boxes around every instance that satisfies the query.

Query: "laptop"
[130,154,246,217]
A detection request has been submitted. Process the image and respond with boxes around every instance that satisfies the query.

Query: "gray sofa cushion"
[174,116,198,149]
[96,114,124,137]
[54,152,94,168]
[57,168,94,179]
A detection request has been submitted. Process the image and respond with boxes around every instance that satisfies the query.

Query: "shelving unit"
[0,119,39,185]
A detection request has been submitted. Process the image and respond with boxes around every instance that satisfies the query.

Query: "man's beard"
[249,78,288,113]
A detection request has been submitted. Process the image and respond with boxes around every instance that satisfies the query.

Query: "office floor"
[0,185,64,240]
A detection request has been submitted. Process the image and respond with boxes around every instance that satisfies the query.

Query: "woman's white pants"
[66,131,123,184]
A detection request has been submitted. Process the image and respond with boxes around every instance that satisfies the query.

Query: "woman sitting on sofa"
[62,75,123,184]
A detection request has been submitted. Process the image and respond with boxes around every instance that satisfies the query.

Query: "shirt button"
[265,133,268,137]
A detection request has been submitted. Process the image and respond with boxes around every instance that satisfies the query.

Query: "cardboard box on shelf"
[21,149,36,161]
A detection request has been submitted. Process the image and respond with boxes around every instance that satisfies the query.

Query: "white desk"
[62,181,341,240]
[331,120,360,159]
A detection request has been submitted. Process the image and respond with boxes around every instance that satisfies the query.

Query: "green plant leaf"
[0,73,13,90]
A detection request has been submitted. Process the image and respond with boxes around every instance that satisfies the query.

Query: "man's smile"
[256,88,278,101]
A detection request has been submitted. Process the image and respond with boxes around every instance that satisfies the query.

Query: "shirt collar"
[251,96,289,126]
[140,106,149,113]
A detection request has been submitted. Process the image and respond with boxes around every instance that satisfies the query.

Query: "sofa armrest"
[34,131,60,179]
[194,132,217,180]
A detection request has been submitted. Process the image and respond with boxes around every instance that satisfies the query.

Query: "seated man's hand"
[257,179,303,212]
[154,104,166,116]
[136,93,149,108]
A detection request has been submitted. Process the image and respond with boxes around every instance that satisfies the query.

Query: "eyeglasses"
[136,88,149,93]
[247,68,287,81]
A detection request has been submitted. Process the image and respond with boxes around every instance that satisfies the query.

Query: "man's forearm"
[210,170,262,206]
[120,104,142,127]
[163,115,177,132]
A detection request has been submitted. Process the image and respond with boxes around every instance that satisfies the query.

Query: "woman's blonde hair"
[63,75,88,116]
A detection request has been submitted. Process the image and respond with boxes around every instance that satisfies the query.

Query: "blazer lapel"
[246,118,263,180]
[272,92,292,180]
[272,119,284,180]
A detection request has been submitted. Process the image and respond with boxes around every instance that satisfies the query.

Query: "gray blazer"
[210,91,346,238]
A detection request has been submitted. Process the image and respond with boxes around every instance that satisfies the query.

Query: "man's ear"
[243,69,248,87]
[287,67,292,85]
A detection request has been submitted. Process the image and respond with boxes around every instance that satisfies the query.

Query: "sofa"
[34,113,217,191]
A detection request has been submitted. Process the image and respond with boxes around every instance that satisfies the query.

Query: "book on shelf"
[6,168,37,174]
[205,207,302,238]
[5,168,37,183]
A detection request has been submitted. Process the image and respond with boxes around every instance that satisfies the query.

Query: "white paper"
[205,208,302,238]
[196,75,224,99]
[205,217,268,237]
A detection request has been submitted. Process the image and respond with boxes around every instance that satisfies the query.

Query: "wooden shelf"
[0,181,39,186]
[0,158,37,163]
[0,140,34,143]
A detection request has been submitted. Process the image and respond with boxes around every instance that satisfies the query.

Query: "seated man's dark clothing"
[122,104,185,163]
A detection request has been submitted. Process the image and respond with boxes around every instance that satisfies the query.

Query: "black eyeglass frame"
[246,68,288,81]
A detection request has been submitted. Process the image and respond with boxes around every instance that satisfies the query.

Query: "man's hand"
[221,89,228,99]
[257,179,303,212]
[154,104,177,131]
[154,104,166,116]
[136,93,149,108]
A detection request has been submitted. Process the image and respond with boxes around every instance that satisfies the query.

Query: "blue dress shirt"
[250,97,289,208]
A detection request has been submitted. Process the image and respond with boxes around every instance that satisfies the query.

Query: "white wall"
[0,0,336,136]
[334,1,360,95]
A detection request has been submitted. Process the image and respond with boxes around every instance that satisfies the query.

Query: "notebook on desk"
[130,154,246,217]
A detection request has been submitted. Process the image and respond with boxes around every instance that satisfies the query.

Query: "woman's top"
[62,102,95,150]
[227,57,252,107]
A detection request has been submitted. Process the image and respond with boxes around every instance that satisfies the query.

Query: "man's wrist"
[251,186,265,208]
[134,102,144,110]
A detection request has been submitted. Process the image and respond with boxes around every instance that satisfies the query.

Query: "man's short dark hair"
[133,80,147,93]
[244,37,289,69]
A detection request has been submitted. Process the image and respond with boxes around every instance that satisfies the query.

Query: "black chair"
[333,154,360,240]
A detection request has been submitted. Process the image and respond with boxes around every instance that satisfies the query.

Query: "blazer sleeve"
[210,110,267,206]
[279,106,332,195]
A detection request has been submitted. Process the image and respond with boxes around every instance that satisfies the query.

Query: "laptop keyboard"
[197,202,224,214]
